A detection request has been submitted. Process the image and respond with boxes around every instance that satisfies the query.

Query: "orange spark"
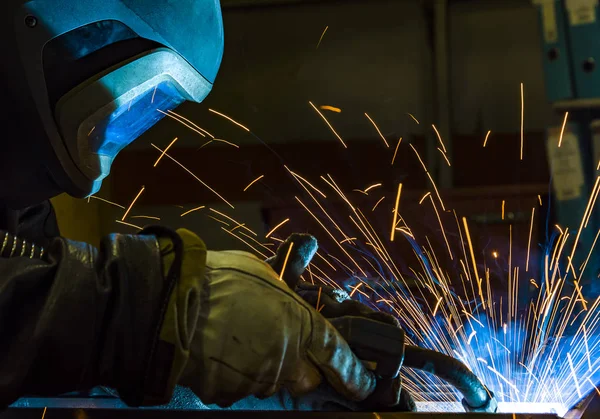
[230,223,246,233]
[151,144,234,208]
[238,231,276,256]
[279,242,294,281]
[419,192,431,204]
[568,177,600,274]
[492,251,499,259]
[168,110,214,138]
[573,280,588,310]
[131,215,161,221]
[296,197,367,276]
[392,137,402,165]
[407,113,420,124]
[316,25,329,49]
[372,196,385,211]
[319,105,341,113]
[502,200,505,220]
[221,227,267,259]
[208,108,250,132]
[88,126,96,136]
[364,183,382,193]
[438,147,451,166]
[116,220,143,230]
[584,176,600,228]
[42,407,47,419]
[538,194,543,206]
[526,207,535,272]
[244,175,265,191]
[558,111,569,147]
[309,102,347,148]
[396,227,414,239]
[209,208,257,236]
[181,206,205,217]
[122,186,145,221]
[426,172,446,211]
[580,229,600,277]
[409,143,446,210]
[462,217,484,307]
[432,124,447,153]
[198,140,214,149]
[349,283,364,297]
[158,109,206,137]
[285,167,327,198]
[428,195,453,260]
[212,138,240,148]
[364,113,390,148]
[483,130,491,147]
[90,196,125,209]
[433,297,443,316]
[316,251,337,271]
[587,375,600,396]
[208,215,229,226]
[520,82,524,160]
[154,137,179,167]
[316,286,323,311]
[409,143,427,172]
[390,183,403,241]
[266,218,290,238]
[340,237,357,244]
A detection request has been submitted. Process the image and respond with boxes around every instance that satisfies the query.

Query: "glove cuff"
[134,227,207,406]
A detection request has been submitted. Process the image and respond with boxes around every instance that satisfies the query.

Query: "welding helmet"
[0,0,223,208]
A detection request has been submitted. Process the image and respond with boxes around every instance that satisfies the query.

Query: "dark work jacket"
[0,201,178,408]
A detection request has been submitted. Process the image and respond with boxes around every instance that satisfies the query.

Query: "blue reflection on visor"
[88,80,185,160]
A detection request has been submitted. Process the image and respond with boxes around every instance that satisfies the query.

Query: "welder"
[0,0,395,411]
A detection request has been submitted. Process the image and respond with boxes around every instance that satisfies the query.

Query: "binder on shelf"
[565,0,600,98]
[533,0,575,101]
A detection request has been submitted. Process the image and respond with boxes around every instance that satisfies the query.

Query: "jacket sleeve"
[0,229,180,408]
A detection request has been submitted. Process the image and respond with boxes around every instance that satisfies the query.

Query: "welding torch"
[268,233,498,413]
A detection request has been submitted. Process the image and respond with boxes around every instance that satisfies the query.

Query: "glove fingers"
[363,376,403,408]
[296,282,350,303]
[307,316,376,402]
[266,234,318,289]
[296,289,400,327]
[339,300,400,327]
[295,290,341,317]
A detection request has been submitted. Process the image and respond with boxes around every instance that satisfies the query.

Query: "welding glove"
[162,230,377,408]
[266,233,400,326]
[266,233,414,411]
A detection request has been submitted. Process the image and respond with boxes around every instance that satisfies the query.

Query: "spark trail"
[111,103,600,416]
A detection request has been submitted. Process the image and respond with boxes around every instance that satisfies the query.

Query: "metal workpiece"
[1,407,561,419]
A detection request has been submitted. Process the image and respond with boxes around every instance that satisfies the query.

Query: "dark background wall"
[56,0,555,249]
[130,0,553,149]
